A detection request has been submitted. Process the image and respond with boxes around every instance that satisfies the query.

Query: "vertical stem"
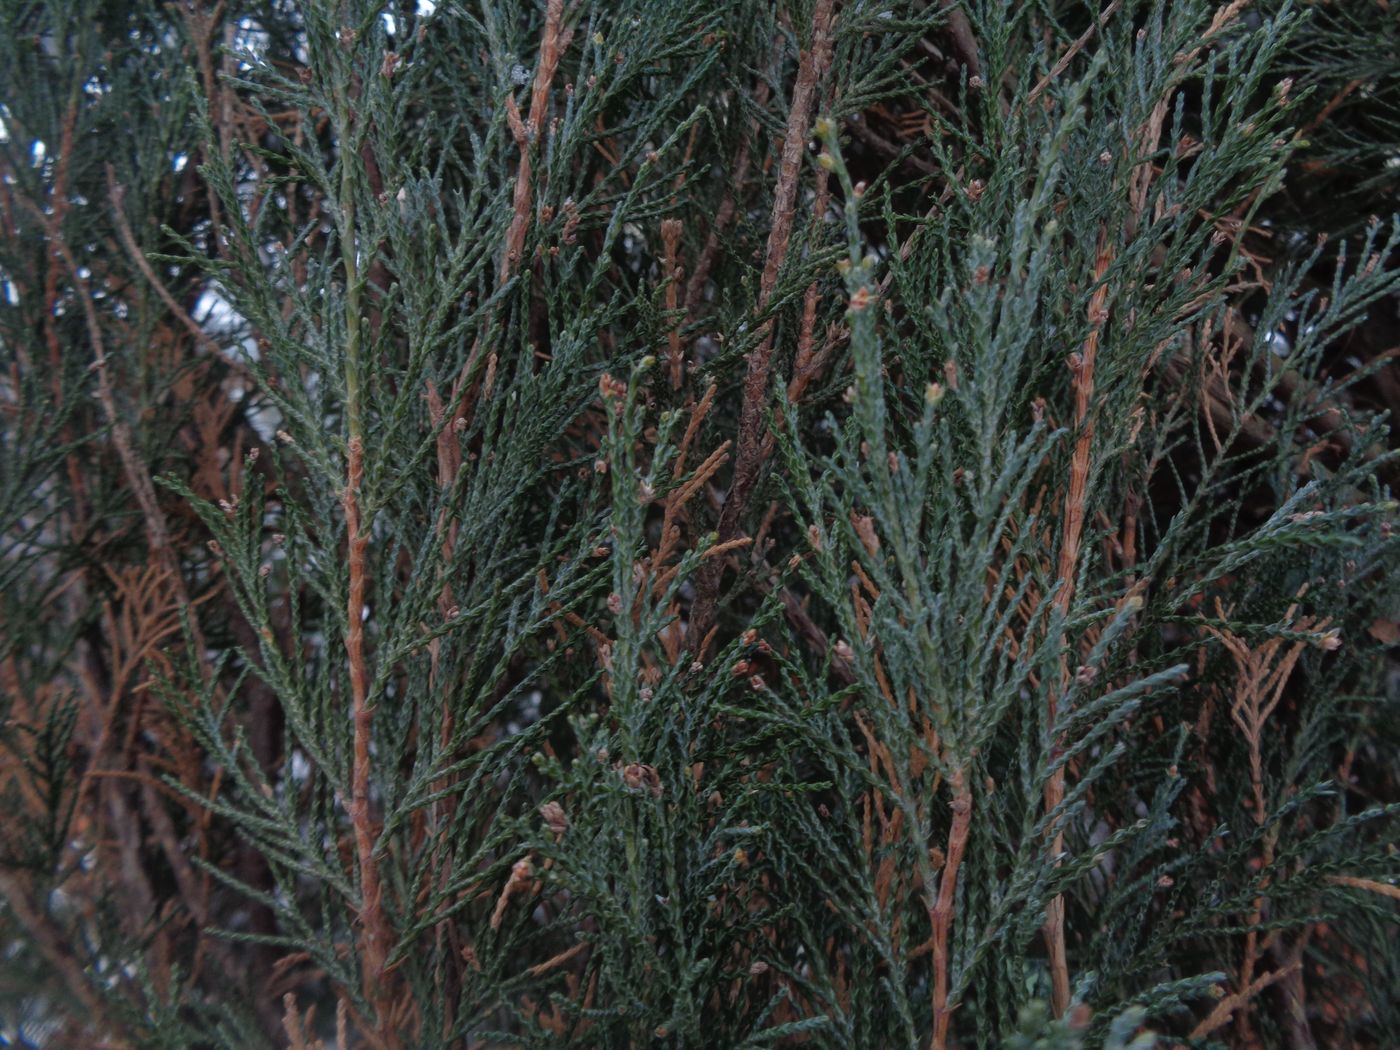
[687,0,836,652]
[338,105,396,1044]
[930,768,972,1050]
[661,218,684,389]
[445,0,568,425]
[342,153,364,444]
[1043,227,1113,1016]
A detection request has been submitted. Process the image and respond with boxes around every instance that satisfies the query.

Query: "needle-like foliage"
[1,1,1397,1047]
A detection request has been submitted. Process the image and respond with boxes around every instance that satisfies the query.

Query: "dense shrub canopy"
[1,1,1397,1046]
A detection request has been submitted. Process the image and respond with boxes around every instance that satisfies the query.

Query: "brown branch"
[19,193,212,662]
[106,169,229,360]
[1269,932,1317,1050]
[18,92,95,532]
[343,435,396,1045]
[1328,874,1400,901]
[786,163,833,406]
[661,218,685,388]
[418,12,573,984]
[1302,78,1362,139]
[109,161,287,1022]
[687,0,837,653]
[1043,226,1113,1016]
[683,83,769,321]
[447,0,571,444]
[502,0,569,286]
[939,0,981,81]
[1191,960,1301,1040]
[0,872,122,1041]
[1025,0,1121,109]
[930,768,973,1050]
[524,941,589,978]
[1203,593,1329,1044]
[179,0,230,234]
[843,116,939,176]
[329,80,398,1037]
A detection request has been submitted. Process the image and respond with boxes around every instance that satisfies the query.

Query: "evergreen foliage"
[1,1,1397,1046]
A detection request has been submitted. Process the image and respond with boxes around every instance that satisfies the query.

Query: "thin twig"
[107,169,227,358]
[1025,0,1121,108]
[939,0,981,80]
[333,86,398,1043]
[0,872,117,1036]
[446,0,570,443]
[683,83,769,320]
[1043,226,1113,1016]
[1191,960,1301,1039]
[930,769,973,1050]
[661,218,685,388]
[688,0,837,652]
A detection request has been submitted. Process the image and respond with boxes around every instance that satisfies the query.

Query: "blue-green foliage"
[1,1,1397,1047]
